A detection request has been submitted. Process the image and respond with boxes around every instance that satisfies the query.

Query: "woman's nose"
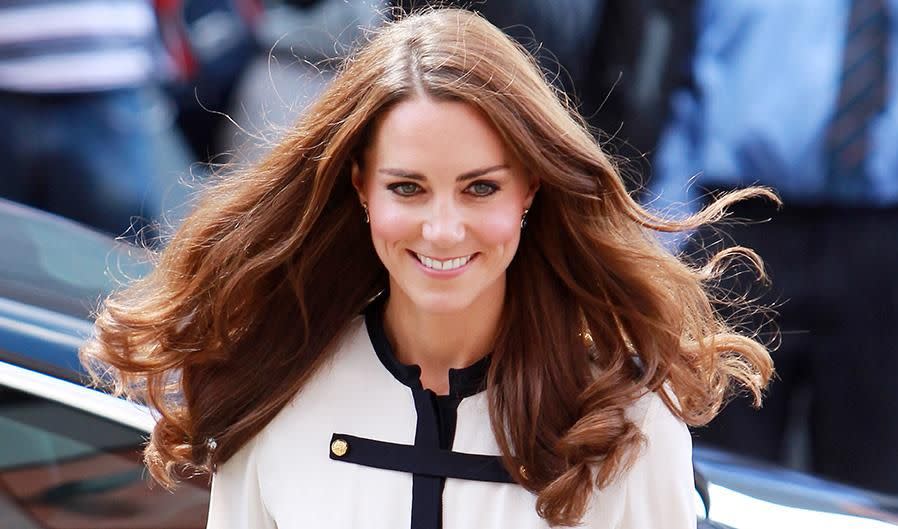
[422,201,465,245]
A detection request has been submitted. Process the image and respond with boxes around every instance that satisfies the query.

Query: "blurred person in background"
[396,0,696,163]
[218,0,385,163]
[0,0,163,238]
[649,0,898,495]
[582,1,696,162]
[160,0,263,162]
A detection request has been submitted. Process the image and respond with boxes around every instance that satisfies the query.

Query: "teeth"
[415,253,472,271]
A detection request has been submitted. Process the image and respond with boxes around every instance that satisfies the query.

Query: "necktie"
[825,0,890,198]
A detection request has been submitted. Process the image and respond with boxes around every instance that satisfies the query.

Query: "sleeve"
[616,394,696,529]
[206,434,277,529]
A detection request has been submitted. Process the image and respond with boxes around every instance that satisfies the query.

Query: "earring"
[205,437,218,471]
[362,203,369,224]
[521,208,529,228]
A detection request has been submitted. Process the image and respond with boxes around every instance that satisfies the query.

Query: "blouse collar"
[364,293,490,399]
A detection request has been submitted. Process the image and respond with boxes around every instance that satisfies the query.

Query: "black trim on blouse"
[328,433,515,483]
[327,296,511,529]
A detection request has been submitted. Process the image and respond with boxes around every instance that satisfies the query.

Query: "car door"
[0,366,209,528]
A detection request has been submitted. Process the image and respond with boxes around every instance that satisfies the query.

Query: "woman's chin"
[404,292,475,315]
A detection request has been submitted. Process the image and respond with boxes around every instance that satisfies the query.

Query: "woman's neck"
[382,284,504,395]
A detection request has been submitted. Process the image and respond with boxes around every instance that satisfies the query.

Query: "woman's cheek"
[475,208,521,246]
[369,201,418,243]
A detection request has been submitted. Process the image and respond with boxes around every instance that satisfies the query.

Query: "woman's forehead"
[363,97,512,172]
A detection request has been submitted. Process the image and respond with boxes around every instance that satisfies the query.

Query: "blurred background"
[1,0,896,505]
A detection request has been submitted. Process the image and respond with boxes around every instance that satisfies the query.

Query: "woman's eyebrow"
[377,164,509,182]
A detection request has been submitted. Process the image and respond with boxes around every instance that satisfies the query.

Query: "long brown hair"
[81,8,774,527]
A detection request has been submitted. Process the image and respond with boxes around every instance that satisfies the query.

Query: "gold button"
[331,438,349,457]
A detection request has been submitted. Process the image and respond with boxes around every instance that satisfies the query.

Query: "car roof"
[0,197,151,320]
[0,198,151,379]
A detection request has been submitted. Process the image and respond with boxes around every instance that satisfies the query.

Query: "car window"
[0,200,151,319]
[0,385,208,528]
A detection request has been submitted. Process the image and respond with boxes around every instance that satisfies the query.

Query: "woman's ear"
[351,160,367,204]
[525,175,540,209]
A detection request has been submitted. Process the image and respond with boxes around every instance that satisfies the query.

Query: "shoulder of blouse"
[616,388,696,528]
[624,386,690,468]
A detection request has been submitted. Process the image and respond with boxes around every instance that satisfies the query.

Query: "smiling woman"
[80,7,774,529]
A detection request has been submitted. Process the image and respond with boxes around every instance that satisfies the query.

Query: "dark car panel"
[694,446,898,527]
[0,296,92,381]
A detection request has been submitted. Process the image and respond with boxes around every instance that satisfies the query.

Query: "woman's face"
[353,97,538,315]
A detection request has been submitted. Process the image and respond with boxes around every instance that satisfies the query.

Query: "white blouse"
[206,303,696,529]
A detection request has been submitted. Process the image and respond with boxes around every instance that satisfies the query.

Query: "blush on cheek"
[369,204,418,242]
[474,210,521,247]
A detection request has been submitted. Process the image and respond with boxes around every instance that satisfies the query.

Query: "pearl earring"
[521,208,529,228]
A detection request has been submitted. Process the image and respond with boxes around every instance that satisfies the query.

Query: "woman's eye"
[467,182,498,197]
[388,182,421,196]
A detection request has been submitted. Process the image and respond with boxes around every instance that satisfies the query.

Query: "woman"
[81,8,773,528]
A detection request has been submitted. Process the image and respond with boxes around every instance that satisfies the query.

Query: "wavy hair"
[81,8,774,527]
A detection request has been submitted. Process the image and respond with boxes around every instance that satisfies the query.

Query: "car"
[1,197,897,528]
[0,198,208,527]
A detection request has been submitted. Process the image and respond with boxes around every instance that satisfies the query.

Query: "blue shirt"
[650,0,898,211]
